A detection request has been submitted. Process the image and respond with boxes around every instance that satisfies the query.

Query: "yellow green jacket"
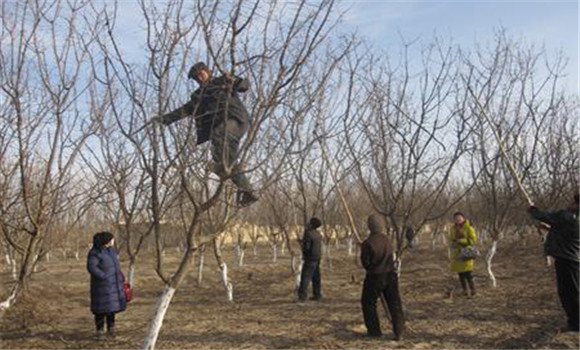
[448,220,477,273]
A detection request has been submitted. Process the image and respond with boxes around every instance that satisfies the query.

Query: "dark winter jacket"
[87,247,127,314]
[160,75,250,144]
[361,233,395,274]
[302,228,322,262]
[528,207,579,262]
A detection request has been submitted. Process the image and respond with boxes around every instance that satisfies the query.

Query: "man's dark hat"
[188,62,209,80]
[309,217,322,229]
[367,214,385,234]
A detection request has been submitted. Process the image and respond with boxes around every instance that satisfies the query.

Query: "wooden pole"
[315,133,392,322]
[464,78,533,205]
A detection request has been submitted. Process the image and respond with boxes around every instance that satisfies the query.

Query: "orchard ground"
[1,234,578,349]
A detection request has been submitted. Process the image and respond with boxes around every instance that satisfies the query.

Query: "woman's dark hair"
[453,211,465,218]
[92,231,114,250]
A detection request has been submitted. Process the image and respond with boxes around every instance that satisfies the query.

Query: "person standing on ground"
[153,62,258,207]
[297,217,323,301]
[448,211,477,297]
[528,194,579,332]
[361,214,405,340]
[87,232,127,340]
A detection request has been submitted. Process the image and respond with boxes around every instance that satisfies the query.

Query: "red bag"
[122,274,133,303]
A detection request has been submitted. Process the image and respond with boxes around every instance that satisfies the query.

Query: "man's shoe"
[560,325,579,333]
[366,332,382,338]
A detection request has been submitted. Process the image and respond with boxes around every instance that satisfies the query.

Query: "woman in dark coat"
[87,232,126,338]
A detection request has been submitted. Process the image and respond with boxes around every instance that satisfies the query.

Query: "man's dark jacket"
[361,232,395,274]
[302,228,322,262]
[529,207,579,262]
[160,75,250,144]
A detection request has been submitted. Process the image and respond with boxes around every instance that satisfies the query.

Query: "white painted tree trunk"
[252,244,257,257]
[280,241,286,256]
[486,239,498,288]
[11,259,17,281]
[325,244,332,269]
[219,262,234,302]
[347,237,353,256]
[238,249,245,267]
[546,255,553,267]
[74,251,80,261]
[0,285,19,311]
[142,285,176,350]
[5,253,10,265]
[271,243,277,263]
[46,252,50,263]
[395,256,402,277]
[128,261,136,287]
[196,249,205,285]
[294,259,303,290]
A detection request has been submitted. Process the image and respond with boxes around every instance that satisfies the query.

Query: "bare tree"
[0,0,100,310]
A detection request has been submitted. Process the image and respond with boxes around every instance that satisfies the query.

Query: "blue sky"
[339,0,578,94]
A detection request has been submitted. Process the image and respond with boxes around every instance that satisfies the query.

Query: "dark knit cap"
[188,62,209,80]
[367,214,385,234]
[309,217,322,229]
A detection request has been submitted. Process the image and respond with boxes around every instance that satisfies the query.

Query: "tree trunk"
[128,259,136,287]
[486,239,498,288]
[196,246,205,286]
[325,243,332,269]
[252,243,257,257]
[347,236,353,256]
[0,284,20,312]
[142,285,176,350]
[214,239,233,302]
[294,258,303,291]
[237,248,245,267]
[271,243,277,263]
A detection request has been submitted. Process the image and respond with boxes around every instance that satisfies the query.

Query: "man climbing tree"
[153,62,258,207]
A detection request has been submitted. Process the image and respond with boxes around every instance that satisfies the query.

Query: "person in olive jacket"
[298,217,323,301]
[87,232,126,339]
[153,62,258,207]
[361,214,405,340]
[528,194,579,332]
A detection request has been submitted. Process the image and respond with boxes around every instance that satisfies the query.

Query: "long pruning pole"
[315,133,392,323]
[464,79,533,206]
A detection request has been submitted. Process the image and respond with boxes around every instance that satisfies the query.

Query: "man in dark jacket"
[154,62,258,207]
[361,214,405,340]
[528,194,579,332]
[298,217,323,301]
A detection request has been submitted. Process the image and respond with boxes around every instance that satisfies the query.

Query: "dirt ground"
[1,235,578,349]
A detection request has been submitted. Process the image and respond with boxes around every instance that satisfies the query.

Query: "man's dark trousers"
[555,258,579,330]
[211,119,251,191]
[298,260,321,300]
[362,271,405,338]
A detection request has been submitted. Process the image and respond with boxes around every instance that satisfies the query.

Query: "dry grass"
[1,235,578,349]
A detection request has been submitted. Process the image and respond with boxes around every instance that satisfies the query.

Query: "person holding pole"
[360,214,405,340]
[151,62,258,207]
[528,194,579,332]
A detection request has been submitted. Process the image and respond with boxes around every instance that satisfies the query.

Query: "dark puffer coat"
[87,247,127,314]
